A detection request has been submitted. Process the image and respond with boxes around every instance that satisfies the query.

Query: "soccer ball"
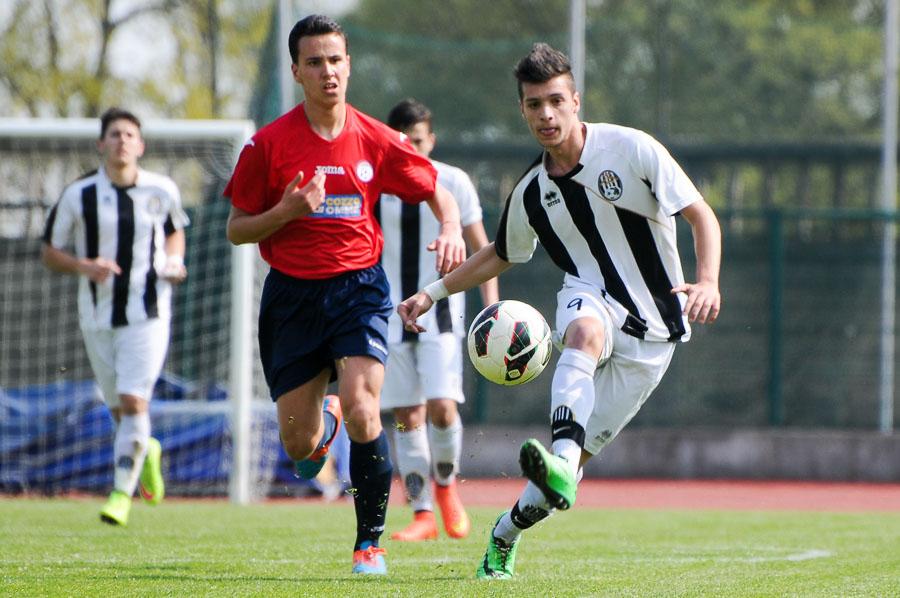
[467,300,553,386]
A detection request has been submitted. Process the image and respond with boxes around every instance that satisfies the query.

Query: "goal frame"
[0,117,258,504]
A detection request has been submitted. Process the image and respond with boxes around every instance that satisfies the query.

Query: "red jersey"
[224,103,437,279]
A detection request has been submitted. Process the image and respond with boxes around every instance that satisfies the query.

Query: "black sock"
[349,431,393,551]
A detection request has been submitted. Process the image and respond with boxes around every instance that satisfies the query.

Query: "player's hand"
[671,280,720,323]
[279,170,326,220]
[398,292,435,333]
[79,257,121,283]
[427,222,466,276]
[161,255,187,284]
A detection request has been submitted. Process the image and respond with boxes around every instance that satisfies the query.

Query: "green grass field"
[1,497,897,597]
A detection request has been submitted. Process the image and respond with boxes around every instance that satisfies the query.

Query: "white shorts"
[380,333,465,410]
[81,318,170,408]
[555,282,676,455]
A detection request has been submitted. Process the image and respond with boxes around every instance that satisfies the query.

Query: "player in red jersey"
[224,15,465,575]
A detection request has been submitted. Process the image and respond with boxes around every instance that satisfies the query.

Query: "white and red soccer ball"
[467,300,553,386]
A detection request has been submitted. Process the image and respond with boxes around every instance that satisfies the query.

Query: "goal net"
[0,117,301,503]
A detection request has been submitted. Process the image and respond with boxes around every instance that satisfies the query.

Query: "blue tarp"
[0,376,349,497]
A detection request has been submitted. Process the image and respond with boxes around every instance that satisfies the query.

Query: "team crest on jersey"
[598,170,623,201]
[355,160,374,183]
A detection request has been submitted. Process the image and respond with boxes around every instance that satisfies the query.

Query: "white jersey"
[379,160,483,343]
[496,123,702,343]
[43,166,190,331]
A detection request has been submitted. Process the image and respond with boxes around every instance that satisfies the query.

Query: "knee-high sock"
[113,411,150,496]
[349,431,393,550]
[393,425,433,512]
[428,417,462,486]
[550,348,596,476]
[493,481,555,544]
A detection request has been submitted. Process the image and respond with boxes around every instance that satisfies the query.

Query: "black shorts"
[258,264,391,400]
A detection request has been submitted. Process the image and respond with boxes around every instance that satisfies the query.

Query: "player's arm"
[226,171,326,245]
[399,242,513,333]
[462,220,499,307]
[672,199,721,324]
[423,182,466,276]
[161,228,187,283]
[40,244,121,283]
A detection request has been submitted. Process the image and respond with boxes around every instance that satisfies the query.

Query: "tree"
[0,0,271,118]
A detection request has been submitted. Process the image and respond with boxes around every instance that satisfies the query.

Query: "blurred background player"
[41,107,187,526]
[224,15,465,575]
[379,99,499,541]
[397,43,721,579]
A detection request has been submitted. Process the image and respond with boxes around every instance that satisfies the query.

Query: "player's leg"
[275,370,338,477]
[327,263,394,574]
[123,318,170,507]
[478,287,611,578]
[518,288,612,511]
[338,355,392,574]
[381,342,437,541]
[103,319,170,524]
[257,268,342,479]
[421,333,470,538]
[428,400,469,538]
[390,404,438,541]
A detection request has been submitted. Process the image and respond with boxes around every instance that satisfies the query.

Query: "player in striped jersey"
[42,108,189,526]
[397,44,722,579]
[378,99,498,542]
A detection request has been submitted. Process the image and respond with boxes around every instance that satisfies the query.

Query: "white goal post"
[0,117,272,505]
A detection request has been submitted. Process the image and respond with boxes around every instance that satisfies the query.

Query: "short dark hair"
[513,43,574,100]
[99,107,141,139]
[288,14,348,64]
[387,98,432,132]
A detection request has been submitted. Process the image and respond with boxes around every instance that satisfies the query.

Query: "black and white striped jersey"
[496,123,702,343]
[378,160,483,343]
[43,167,189,330]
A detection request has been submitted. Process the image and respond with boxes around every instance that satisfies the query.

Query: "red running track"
[389,478,900,512]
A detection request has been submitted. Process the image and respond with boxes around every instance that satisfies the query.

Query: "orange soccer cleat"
[435,480,470,539]
[390,510,439,541]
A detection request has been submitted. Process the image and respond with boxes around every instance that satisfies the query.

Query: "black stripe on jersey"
[400,202,420,342]
[42,204,58,244]
[435,298,452,333]
[143,228,159,320]
[81,185,100,307]
[495,155,542,261]
[163,215,175,237]
[522,177,579,276]
[112,188,135,327]
[554,177,648,339]
[615,208,686,340]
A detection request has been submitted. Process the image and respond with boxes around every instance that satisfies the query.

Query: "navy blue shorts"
[258,264,391,400]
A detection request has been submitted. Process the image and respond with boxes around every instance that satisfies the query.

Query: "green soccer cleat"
[519,438,577,510]
[139,437,165,505]
[99,490,131,526]
[476,513,519,580]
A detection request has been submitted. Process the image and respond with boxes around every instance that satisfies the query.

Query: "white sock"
[393,425,433,512]
[550,348,597,476]
[493,482,555,544]
[428,417,462,486]
[113,411,150,496]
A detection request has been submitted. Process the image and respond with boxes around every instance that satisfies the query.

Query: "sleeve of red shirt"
[223,138,269,215]
[377,134,438,204]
